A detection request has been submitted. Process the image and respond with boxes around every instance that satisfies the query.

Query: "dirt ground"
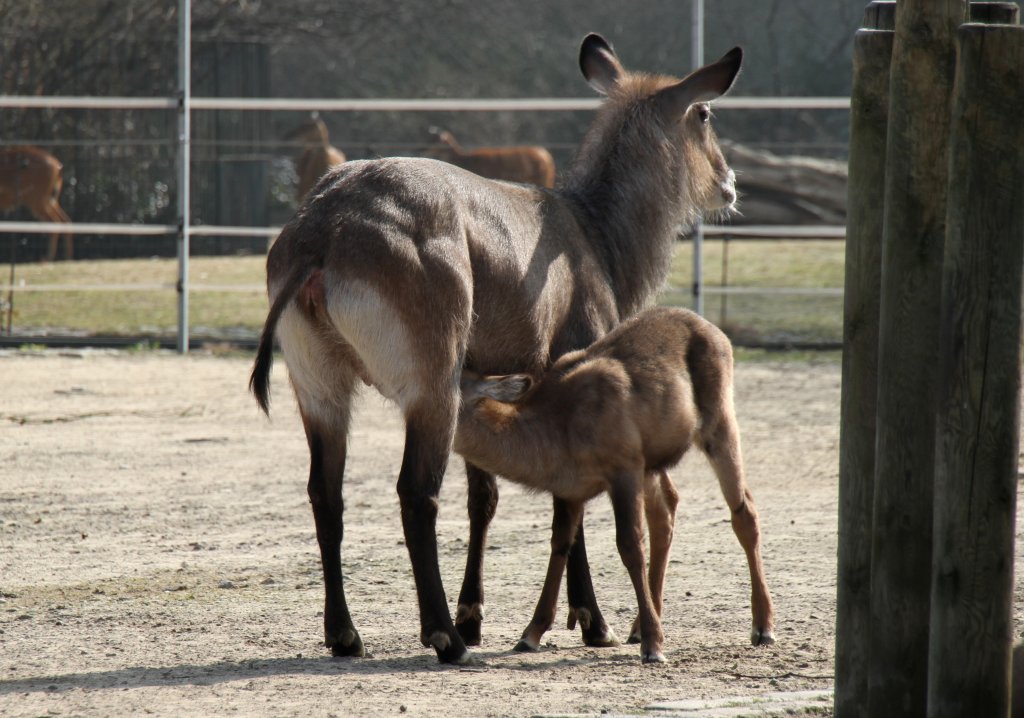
[0,348,1006,717]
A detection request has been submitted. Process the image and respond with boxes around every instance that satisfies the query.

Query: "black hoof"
[328,632,365,658]
[626,633,642,645]
[582,626,620,648]
[513,639,540,653]
[456,619,482,647]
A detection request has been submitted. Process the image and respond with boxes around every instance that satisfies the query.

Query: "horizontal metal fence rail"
[0,95,852,112]
[1,94,850,346]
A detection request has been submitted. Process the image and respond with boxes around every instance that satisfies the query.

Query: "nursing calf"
[456,307,775,662]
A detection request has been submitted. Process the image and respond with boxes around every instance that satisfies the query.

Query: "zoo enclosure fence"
[0,91,850,351]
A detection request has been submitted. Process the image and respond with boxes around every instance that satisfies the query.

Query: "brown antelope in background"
[287,114,347,201]
[456,307,775,662]
[0,146,72,261]
[426,129,556,187]
[251,33,743,664]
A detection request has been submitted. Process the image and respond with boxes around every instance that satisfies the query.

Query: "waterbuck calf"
[456,307,775,662]
[250,33,743,664]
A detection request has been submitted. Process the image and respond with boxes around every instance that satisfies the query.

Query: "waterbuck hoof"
[513,639,540,653]
[642,650,667,664]
[751,627,776,646]
[426,630,472,665]
[455,603,484,647]
[328,629,365,658]
[582,627,620,648]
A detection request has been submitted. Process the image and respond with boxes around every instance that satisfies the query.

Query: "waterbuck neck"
[561,95,695,319]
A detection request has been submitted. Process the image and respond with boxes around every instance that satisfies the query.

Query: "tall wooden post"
[834,5,893,716]
[969,1,1020,23]
[927,23,1024,718]
[868,2,966,715]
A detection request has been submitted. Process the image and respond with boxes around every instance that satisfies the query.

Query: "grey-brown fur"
[250,33,743,664]
[456,306,775,662]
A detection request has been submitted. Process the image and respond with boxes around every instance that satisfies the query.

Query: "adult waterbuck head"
[250,32,743,664]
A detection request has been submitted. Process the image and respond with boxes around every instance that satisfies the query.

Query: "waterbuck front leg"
[515,499,584,652]
[563,503,619,648]
[397,405,472,665]
[456,463,499,646]
[609,476,665,663]
[301,411,364,657]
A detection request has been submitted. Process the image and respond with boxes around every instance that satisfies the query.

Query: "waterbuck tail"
[249,264,317,415]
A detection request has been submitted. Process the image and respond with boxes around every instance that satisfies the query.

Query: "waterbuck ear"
[579,33,624,95]
[478,374,534,403]
[654,46,743,117]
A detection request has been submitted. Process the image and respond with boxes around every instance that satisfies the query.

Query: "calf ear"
[579,33,624,95]
[478,374,534,403]
[654,46,743,118]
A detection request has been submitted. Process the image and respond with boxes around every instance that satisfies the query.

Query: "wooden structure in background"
[835,5,893,716]
[836,2,1023,716]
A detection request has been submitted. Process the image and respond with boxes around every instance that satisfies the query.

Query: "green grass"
[1,239,846,346]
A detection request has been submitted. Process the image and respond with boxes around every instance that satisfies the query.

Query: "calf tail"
[249,264,316,415]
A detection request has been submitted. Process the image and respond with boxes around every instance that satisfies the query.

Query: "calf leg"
[397,404,471,664]
[630,470,679,644]
[564,509,619,647]
[456,463,499,646]
[704,412,775,646]
[516,499,584,652]
[609,478,664,663]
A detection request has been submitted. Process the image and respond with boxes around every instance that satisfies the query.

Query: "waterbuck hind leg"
[705,413,776,646]
[456,463,499,646]
[629,470,679,645]
[397,406,472,665]
[301,409,364,658]
[564,511,619,648]
[609,478,664,663]
[515,500,584,652]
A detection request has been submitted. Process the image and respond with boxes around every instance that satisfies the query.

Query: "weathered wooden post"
[927,22,1024,718]
[868,1,966,714]
[969,1,1020,23]
[834,3,894,716]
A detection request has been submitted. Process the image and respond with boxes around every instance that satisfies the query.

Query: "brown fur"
[250,34,744,664]
[0,146,72,261]
[287,116,347,201]
[455,307,775,661]
[426,130,556,188]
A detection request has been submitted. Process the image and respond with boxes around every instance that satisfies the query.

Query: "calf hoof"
[642,650,667,664]
[455,603,484,647]
[751,626,776,646]
[328,629,365,658]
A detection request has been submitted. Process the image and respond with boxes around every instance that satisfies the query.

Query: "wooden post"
[863,1,897,31]
[969,1,1020,23]
[868,2,966,715]
[927,23,1024,718]
[834,21,893,718]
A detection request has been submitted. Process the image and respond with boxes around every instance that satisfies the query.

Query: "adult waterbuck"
[456,307,775,662]
[250,33,743,664]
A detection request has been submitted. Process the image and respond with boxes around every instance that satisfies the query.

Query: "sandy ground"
[0,348,1009,716]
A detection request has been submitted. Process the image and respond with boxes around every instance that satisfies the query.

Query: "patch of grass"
[2,240,845,346]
